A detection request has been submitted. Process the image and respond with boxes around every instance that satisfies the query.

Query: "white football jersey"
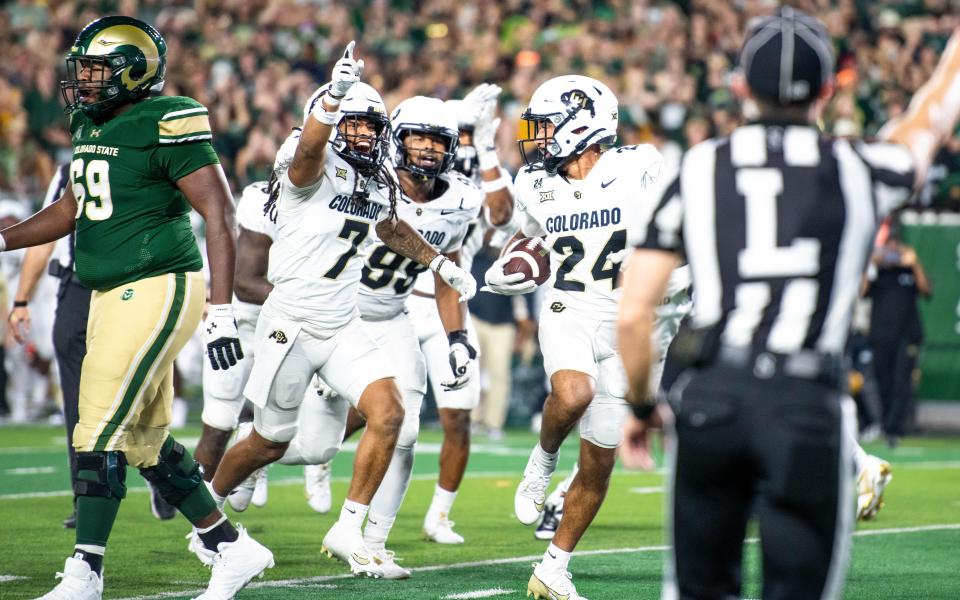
[236,181,277,241]
[515,144,669,319]
[410,165,513,297]
[266,152,393,338]
[359,170,482,320]
[232,181,277,323]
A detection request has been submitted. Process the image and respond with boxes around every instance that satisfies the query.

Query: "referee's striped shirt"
[42,163,76,270]
[633,120,915,356]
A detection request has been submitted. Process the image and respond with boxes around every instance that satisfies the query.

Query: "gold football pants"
[73,272,204,467]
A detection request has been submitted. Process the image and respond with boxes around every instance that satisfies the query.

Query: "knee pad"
[254,409,299,443]
[201,396,243,431]
[301,444,341,465]
[138,436,203,506]
[397,410,421,450]
[75,451,127,500]
[579,396,630,449]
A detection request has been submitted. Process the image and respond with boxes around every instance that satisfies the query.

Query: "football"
[502,237,551,285]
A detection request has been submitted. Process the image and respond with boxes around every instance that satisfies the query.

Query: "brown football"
[502,237,551,285]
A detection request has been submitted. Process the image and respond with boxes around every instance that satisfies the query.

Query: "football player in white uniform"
[483,75,689,600]
[330,96,482,577]
[207,42,475,578]
[403,83,516,544]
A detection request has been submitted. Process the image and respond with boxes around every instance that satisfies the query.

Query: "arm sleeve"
[852,140,917,219]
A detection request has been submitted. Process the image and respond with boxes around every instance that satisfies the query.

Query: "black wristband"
[447,330,469,346]
[630,402,656,420]
[13,300,27,308]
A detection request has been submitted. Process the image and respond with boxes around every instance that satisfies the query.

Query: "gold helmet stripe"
[86,24,160,90]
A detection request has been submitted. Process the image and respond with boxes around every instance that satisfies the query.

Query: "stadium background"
[1,0,958,422]
[1,1,960,599]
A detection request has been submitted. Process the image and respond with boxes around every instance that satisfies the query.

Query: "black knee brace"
[138,436,203,506]
[75,451,128,500]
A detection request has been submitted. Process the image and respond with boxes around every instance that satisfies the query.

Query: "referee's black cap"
[738,6,835,106]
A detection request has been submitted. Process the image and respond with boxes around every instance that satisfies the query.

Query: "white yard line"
[0,575,28,582]
[4,466,56,475]
[110,524,960,600]
[0,471,528,501]
[628,486,664,494]
[442,588,514,599]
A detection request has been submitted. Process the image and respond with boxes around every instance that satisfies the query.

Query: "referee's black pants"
[666,365,855,600]
[52,275,91,493]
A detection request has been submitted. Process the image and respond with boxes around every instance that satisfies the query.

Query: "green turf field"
[1,425,958,599]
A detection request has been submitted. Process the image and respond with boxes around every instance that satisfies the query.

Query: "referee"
[618,8,960,600]
[9,165,177,526]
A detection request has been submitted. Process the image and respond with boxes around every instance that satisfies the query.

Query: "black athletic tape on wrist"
[13,300,27,308]
[631,402,656,420]
[447,330,469,346]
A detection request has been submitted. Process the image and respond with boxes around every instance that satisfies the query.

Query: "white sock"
[74,544,105,556]
[542,543,571,571]
[368,445,414,530]
[547,463,579,508]
[339,499,368,530]
[363,512,396,548]
[195,514,228,534]
[209,482,227,511]
[532,444,559,473]
[426,484,458,521]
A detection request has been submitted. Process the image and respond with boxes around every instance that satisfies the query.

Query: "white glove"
[274,127,302,171]
[481,256,537,296]
[441,331,478,391]
[463,83,502,168]
[462,83,502,123]
[204,304,243,371]
[430,255,476,302]
[328,40,364,101]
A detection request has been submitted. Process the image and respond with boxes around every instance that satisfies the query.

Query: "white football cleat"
[251,466,269,508]
[38,557,103,600]
[186,529,216,567]
[320,520,383,578]
[527,562,587,600]
[423,512,464,544]
[305,463,332,514]
[857,455,892,520]
[192,525,274,600]
[515,449,555,525]
[370,545,411,579]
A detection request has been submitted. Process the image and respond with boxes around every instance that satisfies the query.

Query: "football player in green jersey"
[0,16,272,600]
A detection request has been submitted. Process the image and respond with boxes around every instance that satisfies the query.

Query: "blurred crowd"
[2,0,959,206]
[0,0,953,435]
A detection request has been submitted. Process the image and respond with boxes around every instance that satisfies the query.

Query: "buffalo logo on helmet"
[549,302,566,313]
[560,89,595,117]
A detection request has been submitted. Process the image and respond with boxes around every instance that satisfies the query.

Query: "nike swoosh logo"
[547,551,557,559]
[601,178,617,188]
[368,519,378,525]
[345,507,356,514]
[351,552,371,565]
[440,208,459,215]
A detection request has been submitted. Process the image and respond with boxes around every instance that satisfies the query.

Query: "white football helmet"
[391,96,460,178]
[519,75,618,175]
[302,82,390,176]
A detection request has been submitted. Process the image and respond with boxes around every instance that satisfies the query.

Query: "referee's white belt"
[714,346,843,386]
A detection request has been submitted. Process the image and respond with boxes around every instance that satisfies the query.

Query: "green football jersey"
[69,95,218,290]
